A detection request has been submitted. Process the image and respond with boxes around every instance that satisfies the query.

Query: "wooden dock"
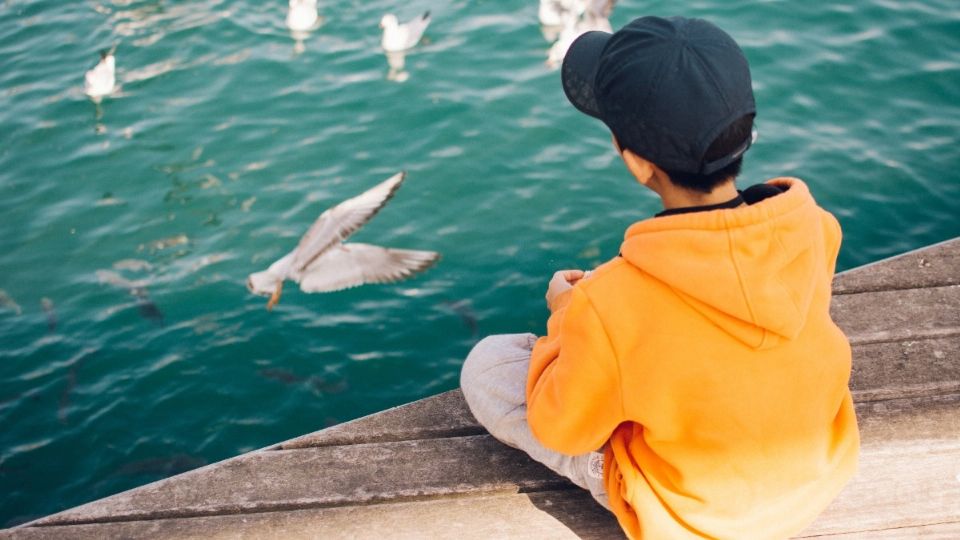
[4,238,959,539]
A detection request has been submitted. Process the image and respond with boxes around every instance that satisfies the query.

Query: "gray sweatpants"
[460,333,610,509]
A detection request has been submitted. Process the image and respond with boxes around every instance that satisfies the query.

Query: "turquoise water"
[1,0,958,525]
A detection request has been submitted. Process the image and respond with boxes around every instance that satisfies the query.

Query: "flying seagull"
[84,49,116,101]
[247,172,440,309]
[380,12,431,52]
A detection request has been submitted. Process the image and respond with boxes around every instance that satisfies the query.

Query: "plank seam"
[833,281,960,296]
[853,387,960,404]
[847,327,960,346]
[797,518,960,538]
[22,483,580,529]
[274,426,488,450]
[833,283,960,297]
[831,237,960,286]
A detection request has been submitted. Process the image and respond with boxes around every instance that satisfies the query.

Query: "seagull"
[286,0,319,32]
[380,12,431,52]
[538,0,581,28]
[547,16,579,68]
[546,1,615,68]
[247,172,440,309]
[583,0,615,32]
[84,49,116,101]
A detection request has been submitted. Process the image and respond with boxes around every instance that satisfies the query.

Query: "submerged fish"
[258,369,347,395]
[257,368,304,385]
[0,290,22,315]
[97,270,165,326]
[41,297,57,332]
[440,299,479,337]
[131,288,165,327]
[116,454,207,477]
[308,376,348,395]
[58,364,79,425]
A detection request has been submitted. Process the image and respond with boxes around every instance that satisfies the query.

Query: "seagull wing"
[402,12,431,49]
[297,243,439,293]
[290,172,405,271]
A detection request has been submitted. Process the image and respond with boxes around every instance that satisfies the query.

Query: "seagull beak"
[266,282,284,311]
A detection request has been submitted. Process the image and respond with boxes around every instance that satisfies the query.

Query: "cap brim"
[561,31,611,119]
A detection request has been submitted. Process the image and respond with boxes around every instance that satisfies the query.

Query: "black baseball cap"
[561,16,756,175]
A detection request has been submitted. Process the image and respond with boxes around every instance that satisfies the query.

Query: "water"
[1,0,958,526]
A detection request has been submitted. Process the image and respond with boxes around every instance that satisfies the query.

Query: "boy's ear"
[613,136,656,187]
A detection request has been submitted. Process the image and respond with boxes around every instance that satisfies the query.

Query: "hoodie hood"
[620,178,835,349]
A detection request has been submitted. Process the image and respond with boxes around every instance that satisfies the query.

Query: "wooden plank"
[280,389,475,449]
[798,439,960,536]
[278,389,481,449]
[11,434,960,538]
[854,393,960,446]
[1,491,624,540]
[850,337,960,402]
[830,285,960,345]
[800,521,960,539]
[6,498,959,540]
[21,390,960,532]
[27,435,568,526]
[833,238,960,295]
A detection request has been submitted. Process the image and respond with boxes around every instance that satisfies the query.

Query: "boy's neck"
[656,179,740,212]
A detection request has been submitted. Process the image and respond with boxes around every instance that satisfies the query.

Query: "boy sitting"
[461,16,859,539]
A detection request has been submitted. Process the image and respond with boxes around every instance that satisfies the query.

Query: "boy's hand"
[546,269,585,311]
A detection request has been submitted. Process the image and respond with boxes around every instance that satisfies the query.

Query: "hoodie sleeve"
[821,209,843,277]
[526,285,623,455]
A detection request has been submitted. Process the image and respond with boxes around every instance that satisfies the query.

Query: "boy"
[460,16,860,539]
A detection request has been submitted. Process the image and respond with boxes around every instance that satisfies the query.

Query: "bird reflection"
[385,51,409,82]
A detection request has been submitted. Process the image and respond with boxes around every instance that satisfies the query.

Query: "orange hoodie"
[526,178,859,539]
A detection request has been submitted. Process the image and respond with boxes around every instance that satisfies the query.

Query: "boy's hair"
[662,114,755,194]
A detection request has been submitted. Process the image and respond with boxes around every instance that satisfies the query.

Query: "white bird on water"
[546,0,617,68]
[247,172,440,310]
[380,12,431,52]
[583,0,616,31]
[286,0,319,32]
[84,49,116,101]
[538,0,581,28]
